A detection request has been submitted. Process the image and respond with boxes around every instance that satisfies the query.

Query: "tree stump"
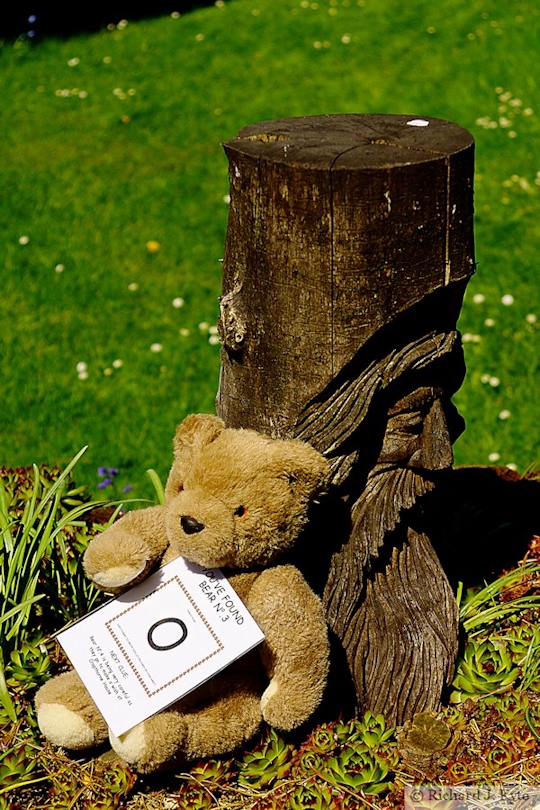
[216,114,475,724]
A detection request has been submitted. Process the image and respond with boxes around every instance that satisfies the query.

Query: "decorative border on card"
[105,576,224,696]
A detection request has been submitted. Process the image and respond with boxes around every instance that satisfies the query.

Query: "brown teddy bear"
[35,414,330,773]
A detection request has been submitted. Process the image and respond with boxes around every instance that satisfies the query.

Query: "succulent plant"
[238,714,397,807]
[289,711,398,802]
[0,463,92,522]
[188,755,235,786]
[497,689,530,719]
[303,722,338,755]
[292,746,327,777]
[445,759,474,781]
[263,777,375,810]
[509,723,536,754]
[523,755,540,777]
[510,626,540,691]
[237,727,295,788]
[102,762,136,796]
[6,639,53,690]
[442,703,469,732]
[504,624,536,659]
[355,711,396,751]
[287,779,338,809]
[333,718,357,746]
[0,741,38,787]
[450,635,521,703]
[484,743,519,775]
[333,712,396,753]
[174,781,215,810]
[323,746,393,795]
[173,755,236,808]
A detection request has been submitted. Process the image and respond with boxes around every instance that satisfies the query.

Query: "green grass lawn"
[1,0,539,498]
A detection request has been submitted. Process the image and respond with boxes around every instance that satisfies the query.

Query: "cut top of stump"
[223,114,474,170]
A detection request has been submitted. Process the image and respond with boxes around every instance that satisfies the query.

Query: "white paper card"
[57,557,265,736]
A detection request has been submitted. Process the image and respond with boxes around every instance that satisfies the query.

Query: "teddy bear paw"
[261,680,311,731]
[90,561,147,590]
[109,723,148,766]
[109,712,188,773]
[37,703,102,750]
[261,680,288,727]
[83,519,162,592]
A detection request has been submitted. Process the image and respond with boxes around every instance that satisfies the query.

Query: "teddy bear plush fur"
[35,414,330,773]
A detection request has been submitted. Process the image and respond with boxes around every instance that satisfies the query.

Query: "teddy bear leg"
[35,670,109,750]
[182,672,264,760]
[110,673,264,773]
[109,709,188,774]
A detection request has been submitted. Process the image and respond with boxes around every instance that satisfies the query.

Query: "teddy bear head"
[163,414,329,570]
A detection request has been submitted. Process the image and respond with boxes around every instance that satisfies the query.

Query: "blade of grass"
[146,468,165,505]
[0,650,16,723]
[1,596,44,639]
[0,448,92,657]
[0,477,15,553]
[460,562,540,635]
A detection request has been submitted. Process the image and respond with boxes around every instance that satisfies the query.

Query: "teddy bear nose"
[181,515,205,534]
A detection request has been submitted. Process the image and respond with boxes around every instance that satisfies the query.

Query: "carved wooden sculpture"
[216,114,475,724]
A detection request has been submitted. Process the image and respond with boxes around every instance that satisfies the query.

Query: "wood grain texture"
[216,114,475,722]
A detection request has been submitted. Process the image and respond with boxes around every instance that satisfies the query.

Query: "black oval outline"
[147,617,188,651]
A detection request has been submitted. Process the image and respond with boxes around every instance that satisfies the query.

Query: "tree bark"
[216,114,475,724]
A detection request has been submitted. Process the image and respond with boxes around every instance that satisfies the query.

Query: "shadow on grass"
[2,1,216,41]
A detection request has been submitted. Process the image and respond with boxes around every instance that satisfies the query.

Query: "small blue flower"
[97,466,131,495]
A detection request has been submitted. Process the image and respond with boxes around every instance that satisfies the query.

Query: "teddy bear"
[35,413,330,773]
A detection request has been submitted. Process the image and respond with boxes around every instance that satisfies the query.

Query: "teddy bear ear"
[275,440,330,496]
[173,414,226,460]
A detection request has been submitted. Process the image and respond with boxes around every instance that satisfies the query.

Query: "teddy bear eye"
[234,505,247,518]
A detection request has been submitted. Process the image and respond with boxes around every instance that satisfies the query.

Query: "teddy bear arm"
[83,505,170,592]
[248,565,329,731]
